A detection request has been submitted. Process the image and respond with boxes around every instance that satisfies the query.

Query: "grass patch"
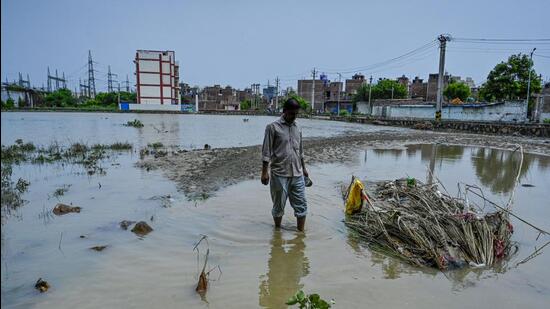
[109,142,133,150]
[147,142,164,149]
[124,119,144,128]
[1,165,30,219]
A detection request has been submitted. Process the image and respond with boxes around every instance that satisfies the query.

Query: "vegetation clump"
[286,290,332,309]
[147,142,164,149]
[1,165,30,219]
[345,177,514,270]
[124,119,144,128]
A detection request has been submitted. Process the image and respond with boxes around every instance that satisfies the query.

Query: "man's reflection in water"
[259,230,309,309]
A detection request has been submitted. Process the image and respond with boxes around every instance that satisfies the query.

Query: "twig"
[58,232,65,256]
[505,145,523,211]
[467,190,549,236]
[515,240,550,267]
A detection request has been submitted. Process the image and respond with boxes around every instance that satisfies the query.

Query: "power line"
[317,39,438,74]
[452,37,550,42]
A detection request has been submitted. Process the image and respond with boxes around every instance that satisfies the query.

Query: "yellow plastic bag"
[345,178,366,215]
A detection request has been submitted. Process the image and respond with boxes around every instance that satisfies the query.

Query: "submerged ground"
[1,112,549,308]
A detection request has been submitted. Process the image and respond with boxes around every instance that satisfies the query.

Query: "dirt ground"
[137,129,550,199]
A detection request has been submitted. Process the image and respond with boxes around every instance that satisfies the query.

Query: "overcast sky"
[2,0,549,92]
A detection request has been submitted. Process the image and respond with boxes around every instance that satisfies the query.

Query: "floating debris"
[131,221,153,236]
[344,177,514,270]
[120,220,136,230]
[34,278,50,293]
[52,203,81,215]
[90,245,108,252]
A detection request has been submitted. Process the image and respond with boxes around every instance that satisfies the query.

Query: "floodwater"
[1,112,549,308]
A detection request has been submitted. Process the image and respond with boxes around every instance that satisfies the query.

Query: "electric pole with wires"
[435,34,450,122]
[311,68,316,112]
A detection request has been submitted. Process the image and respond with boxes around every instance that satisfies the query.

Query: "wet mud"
[137,130,550,199]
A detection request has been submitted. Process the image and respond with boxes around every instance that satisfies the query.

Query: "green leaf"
[296,290,306,302]
[309,294,320,303]
[286,296,298,305]
[316,299,331,309]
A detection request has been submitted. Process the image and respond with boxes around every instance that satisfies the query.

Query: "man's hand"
[303,168,309,178]
[261,170,270,185]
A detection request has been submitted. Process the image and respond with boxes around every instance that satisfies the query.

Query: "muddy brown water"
[1,112,549,308]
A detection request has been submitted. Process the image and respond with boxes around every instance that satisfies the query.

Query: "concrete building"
[410,76,427,99]
[297,79,326,111]
[345,74,365,96]
[263,85,277,102]
[135,50,180,104]
[397,75,409,96]
[426,73,452,101]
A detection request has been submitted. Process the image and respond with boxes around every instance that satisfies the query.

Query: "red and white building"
[134,50,180,104]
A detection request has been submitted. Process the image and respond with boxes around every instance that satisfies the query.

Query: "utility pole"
[436,34,450,122]
[47,67,51,92]
[125,74,130,92]
[368,75,373,115]
[526,47,536,107]
[88,50,96,97]
[311,68,317,112]
[391,86,394,100]
[275,76,280,111]
[337,73,342,115]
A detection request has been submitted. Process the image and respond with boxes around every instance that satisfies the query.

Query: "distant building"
[410,76,427,99]
[297,79,326,111]
[135,50,180,104]
[263,85,277,102]
[396,75,409,91]
[464,77,476,88]
[426,73,452,101]
[345,74,365,96]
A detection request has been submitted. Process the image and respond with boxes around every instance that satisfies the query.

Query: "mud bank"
[137,130,550,199]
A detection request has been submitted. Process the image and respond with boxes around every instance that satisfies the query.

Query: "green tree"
[44,88,76,107]
[372,79,407,100]
[2,98,15,109]
[354,79,407,102]
[240,99,251,110]
[479,53,541,102]
[352,84,370,103]
[288,94,311,112]
[443,81,471,101]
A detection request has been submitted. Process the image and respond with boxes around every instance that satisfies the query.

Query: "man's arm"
[261,125,273,185]
[300,130,308,177]
[261,161,270,185]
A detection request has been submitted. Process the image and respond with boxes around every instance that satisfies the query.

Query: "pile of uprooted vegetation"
[344,177,515,270]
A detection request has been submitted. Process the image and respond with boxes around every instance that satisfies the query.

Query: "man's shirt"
[262,116,304,177]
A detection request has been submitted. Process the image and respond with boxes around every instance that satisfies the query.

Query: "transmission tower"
[107,65,118,93]
[18,72,30,88]
[79,78,90,97]
[88,50,96,97]
[125,74,130,92]
[47,67,67,92]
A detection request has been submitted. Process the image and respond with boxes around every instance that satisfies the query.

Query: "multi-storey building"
[134,50,180,104]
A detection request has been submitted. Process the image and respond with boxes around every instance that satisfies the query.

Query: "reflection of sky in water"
[1,113,549,308]
[1,112,407,150]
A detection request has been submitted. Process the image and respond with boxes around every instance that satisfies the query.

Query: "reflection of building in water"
[259,231,309,309]
[471,148,533,193]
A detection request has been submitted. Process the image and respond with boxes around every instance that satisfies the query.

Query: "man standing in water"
[261,98,308,232]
